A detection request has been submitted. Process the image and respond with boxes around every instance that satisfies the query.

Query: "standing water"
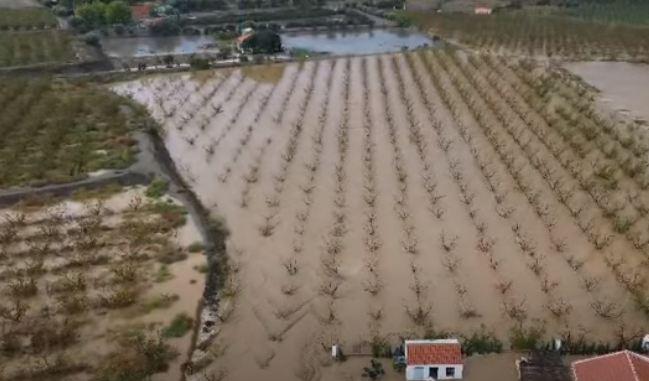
[280,28,434,55]
[102,35,220,58]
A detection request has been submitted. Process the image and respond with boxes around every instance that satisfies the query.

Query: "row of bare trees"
[317,59,351,326]
[259,62,320,237]
[425,50,640,322]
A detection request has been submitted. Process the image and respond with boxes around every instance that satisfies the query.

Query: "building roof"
[572,350,649,381]
[237,33,254,46]
[405,339,463,365]
[131,3,153,21]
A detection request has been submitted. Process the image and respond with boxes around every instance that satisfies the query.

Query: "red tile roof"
[131,4,153,21]
[406,341,463,365]
[572,350,649,381]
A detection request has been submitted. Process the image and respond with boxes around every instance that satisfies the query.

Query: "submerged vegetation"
[0,186,201,379]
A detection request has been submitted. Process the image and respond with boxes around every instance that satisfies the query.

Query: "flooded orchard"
[113,51,649,380]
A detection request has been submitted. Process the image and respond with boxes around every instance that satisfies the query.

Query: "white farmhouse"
[405,339,463,380]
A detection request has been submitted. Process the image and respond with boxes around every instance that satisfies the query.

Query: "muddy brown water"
[565,61,649,124]
[113,53,649,381]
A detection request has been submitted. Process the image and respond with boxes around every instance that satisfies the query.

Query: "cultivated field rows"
[411,13,649,61]
[114,51,649,380]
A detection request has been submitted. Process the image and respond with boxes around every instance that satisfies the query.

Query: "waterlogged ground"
[0,186,206,380]
[114,51,649,380]
[565,61,649,125]
[281,29,434,55]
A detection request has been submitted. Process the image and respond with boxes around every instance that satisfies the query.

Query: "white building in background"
[405,339,464,380]
[474,6,492,14]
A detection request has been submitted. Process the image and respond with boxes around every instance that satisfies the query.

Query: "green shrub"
[96,330,177,381]
[145,178,169,198]
[187,241,205,253]
[194,263,209,273]
[510,324,545,351]
[462,327,503,355]
[141,293,179,313]
[162,313,193,338]
[154,265,174,283]
[157,245,188,264]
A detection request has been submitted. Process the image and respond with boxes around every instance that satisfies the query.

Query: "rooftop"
[405,339,463,366]
[572,350,649,381]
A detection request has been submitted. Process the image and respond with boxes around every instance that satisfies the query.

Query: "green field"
[0,8,58,30]
[408,11,649,60]
[561,0,649,27]
[0,31,75,67]
[0,79,144,188]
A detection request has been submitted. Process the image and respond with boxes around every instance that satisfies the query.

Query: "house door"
[429,367,439,379]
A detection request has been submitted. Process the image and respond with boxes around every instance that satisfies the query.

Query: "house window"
[446,367,455,377]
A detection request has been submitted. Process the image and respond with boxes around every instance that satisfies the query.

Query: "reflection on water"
[281,29,434,55]
[102,35,220,58]
[102,29,433,58]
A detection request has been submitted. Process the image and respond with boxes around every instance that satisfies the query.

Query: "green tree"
[76,1,107,28]
[106,1,132,24]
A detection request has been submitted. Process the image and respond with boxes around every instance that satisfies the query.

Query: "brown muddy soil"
[114,52,649,381]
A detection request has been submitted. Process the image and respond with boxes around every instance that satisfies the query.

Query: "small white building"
[405,339,463,380]
[474,6,492,15]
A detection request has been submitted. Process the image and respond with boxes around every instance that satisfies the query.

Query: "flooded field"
[0,186,206,380]
[281,29,434,55]
[114,51,649,380]
[102,35,220,58]
[565,61,649,124]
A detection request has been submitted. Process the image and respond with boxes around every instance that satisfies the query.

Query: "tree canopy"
[74,0,131,29]
[241,30,282,54]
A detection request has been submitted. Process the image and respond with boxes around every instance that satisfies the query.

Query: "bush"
[83,32,101,47]
[141,293,179,313]
[96,330,177,381]
[145,178,168,198]
[106,1,132,24]
[462,327,503,355]
[187,241,205,253]
[162,313,193,338]
[189,57,211,70]
[510,324,546,351]
[157,244,189,264]
[150,18,181,36]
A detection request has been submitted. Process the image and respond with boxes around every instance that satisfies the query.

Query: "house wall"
[406,364,463,380]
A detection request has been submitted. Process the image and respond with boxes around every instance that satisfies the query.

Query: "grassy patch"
[0,78,144,188]
[72,183,123,201]
[461,326,503,355]
[162,313,193,338]
[141,293,179,313]
[510,324,546,351]
[97,330,177,381]
[145,201,187,229]
[0,9,58,30]
[0,31,75,67]
[154,265,174,283]
[145,178,168,199]
[157,244,189,264]
[241,63,286,84]
[187,241,204,253]
[407,10,649,60]
[193,263,209,274]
